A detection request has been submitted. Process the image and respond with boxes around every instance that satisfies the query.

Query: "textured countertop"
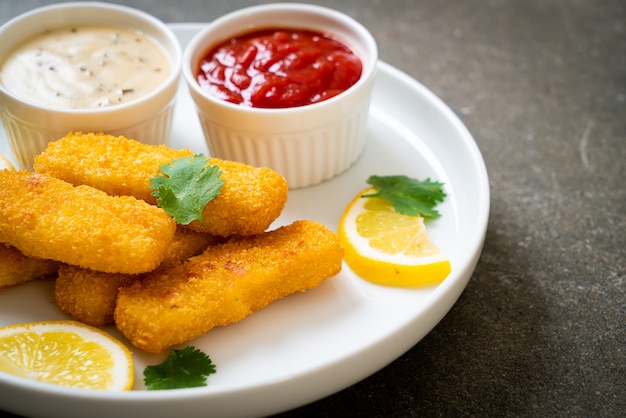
[1,1,624,416]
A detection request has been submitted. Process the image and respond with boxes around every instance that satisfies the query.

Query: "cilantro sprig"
[143,346,217,390]
[362,175,446,219]
[149,155,223,226]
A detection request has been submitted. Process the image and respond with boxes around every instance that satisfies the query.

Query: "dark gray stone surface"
[1,1,624,416]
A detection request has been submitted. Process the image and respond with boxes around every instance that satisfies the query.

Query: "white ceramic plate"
[0,24,489,418]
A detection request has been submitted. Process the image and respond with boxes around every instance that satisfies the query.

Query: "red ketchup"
[196,28,362,108]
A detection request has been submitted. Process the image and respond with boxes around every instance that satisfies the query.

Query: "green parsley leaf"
[149,155,223,226]
[143,346,217,390]
[362,175,446,219]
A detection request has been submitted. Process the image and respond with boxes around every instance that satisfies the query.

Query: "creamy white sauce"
[0,25,170,109]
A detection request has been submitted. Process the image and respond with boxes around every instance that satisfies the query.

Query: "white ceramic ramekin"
[0,2,181,170]
[183,3,378,189]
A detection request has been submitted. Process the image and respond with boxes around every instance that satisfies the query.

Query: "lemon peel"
[338,187,451,287]
[0,320,134,390]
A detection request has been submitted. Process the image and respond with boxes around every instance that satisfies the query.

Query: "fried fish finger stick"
[184,158,288,236]
[0,170,176,274]
[0,243,60,291]
[56,270,135,327]
[34,132,289,236]
[34,132,191,203]
[115,220,343,353]
[55,228,220,327]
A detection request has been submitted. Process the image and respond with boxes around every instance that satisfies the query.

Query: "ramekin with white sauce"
[0,2,181,169]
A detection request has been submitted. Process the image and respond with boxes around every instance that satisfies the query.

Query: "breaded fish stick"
[55,227,220,327]
[0,170,176,274]
[34,132,289,236]
[0,243,60,290]
[184,158,288,237]
[57,270,135,327]
[115,220,343,353]
[34,132,191,204]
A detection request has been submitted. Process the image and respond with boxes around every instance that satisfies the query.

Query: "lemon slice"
[0,153,15,171]
[0,320,134,390]
[338,187,451,287]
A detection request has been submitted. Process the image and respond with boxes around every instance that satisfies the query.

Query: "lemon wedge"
[338,187,451,287]
[0,320,134,390]
[0,153,15,171]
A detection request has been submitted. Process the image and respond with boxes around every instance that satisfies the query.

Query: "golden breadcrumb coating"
[0,243,60,290]
[186,158,289,236]
[0,170,176,274]
[55,228,220,326]
[34,132,191,203]
[115,220,343,353]
[151,227,222,273]
[56,269,136,328]
[34,132,289,236]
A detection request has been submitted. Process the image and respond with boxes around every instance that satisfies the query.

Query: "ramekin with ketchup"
[183,3,378,188]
